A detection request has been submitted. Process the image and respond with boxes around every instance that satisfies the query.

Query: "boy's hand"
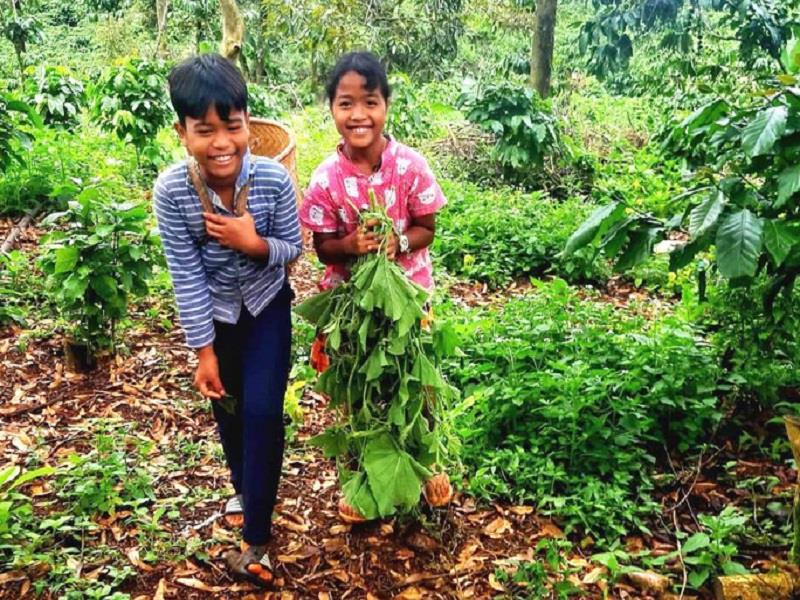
[195,346,225,399]
[204,211,266,257]
[345,219,381,255]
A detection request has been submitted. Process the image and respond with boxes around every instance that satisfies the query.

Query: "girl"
[299,51,451,520]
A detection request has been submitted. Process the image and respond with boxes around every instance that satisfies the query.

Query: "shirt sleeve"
[408,156,446,218]
[152,179,216,349]
[299,170,340,233]
[264,168,303,268]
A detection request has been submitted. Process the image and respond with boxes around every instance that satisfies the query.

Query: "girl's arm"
[313,222,381,264]
[386,214,435,260]
[316,213,436,263]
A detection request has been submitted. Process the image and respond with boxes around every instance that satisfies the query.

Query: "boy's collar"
[185,148,255,186]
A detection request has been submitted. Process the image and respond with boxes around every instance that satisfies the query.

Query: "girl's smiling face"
[331,71,388,156]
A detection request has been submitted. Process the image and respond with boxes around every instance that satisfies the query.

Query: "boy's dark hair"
[168,54,247,126]
[326,51,390,104]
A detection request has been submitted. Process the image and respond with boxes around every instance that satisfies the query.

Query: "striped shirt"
[153,150,302,349]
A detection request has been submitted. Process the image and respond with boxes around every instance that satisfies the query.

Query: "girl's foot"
[224,542,273,587]
[223,494,244,528]
[338,498,366,524]
[423,473,453,507]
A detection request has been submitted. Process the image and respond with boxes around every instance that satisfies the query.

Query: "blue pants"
[211,284,293,545]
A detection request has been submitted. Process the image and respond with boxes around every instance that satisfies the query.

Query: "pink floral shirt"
[300,137,446,291]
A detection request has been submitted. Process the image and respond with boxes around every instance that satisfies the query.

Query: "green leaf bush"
[23,65,85,127]
[457,81,560,183]
[444,280,723,539]
[38,182,159,352]
[90,58,172,159]
[433,180,608,287]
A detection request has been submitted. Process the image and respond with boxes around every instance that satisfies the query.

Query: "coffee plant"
[38,181,159,353]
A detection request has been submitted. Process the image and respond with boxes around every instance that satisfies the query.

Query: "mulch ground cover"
[0,238,793,599]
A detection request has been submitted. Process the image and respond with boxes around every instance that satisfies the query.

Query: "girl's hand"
[345,219,381,255]
[384,230,399,261]
[204,212,266,257]
[195,346,225,399]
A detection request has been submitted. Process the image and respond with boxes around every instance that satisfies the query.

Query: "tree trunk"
[154,0,169,57]
[219,0,245,63]
[530,0,557,98]
[714,572,799,600]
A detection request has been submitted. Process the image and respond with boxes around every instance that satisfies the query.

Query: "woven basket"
[248,118,301,206]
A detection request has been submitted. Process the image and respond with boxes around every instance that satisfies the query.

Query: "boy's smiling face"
[331,71,387,156]
[176,104,250,189]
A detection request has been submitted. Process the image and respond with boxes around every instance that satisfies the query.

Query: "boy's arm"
[153,180,216,350]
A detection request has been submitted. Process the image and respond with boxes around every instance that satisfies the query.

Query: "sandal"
[223,494,244,528]
[224,542,273,587]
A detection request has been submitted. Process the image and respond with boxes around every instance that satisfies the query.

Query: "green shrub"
[248,82,287,119]
[456,81,560,183]
[38,182,159,352]
[443,279,723,539]
[0,92,40,175]
[386,72,434,143]
[90,58,172,164]
[433,180,608,287]
[23,65,85,127]
[0,124,139,216]
[56,431,155,516]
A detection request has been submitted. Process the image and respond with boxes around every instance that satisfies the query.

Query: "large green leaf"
[308,428,349,459]
[688,192,725,239]
[54,246,79,274]
[341,472,380,520]
[363,433,424,516]
[294,289,334,325]
[9,465,55,490]
[777,164,800,207]
[614,226,661,272]
[741,105,787,158]
[564,201,624,256]
[715,209,763,279]
[90,275,117,301]
[763,219,800,267]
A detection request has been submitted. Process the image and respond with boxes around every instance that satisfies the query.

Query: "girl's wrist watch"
[399,234,410,254]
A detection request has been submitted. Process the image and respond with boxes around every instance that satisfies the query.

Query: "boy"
[153,53,301,586]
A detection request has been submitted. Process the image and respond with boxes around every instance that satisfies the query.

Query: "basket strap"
[187,157,251,217]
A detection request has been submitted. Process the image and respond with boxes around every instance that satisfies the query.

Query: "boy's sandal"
[423,473,453,508]
[223,494,244,528]
[338,498,367,524]
[224,543,273,587]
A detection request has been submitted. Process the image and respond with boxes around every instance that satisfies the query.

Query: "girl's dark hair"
[325,51,390,104]
[168,54,247,126]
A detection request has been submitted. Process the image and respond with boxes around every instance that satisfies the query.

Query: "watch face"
[400,235,410,253]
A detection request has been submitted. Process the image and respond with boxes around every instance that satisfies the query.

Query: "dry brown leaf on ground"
[488,573,506,592]
[482,517,513,537]
[538,521,565,539]
[175,577,227,592]
[626,570,669,594]
[126,547,155,572]
[394,586,424,599]
[0,570,27,584]
[152,577,167,600]
[508,505,534,515]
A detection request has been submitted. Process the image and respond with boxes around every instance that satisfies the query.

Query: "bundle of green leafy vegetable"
[295,191,459,519]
